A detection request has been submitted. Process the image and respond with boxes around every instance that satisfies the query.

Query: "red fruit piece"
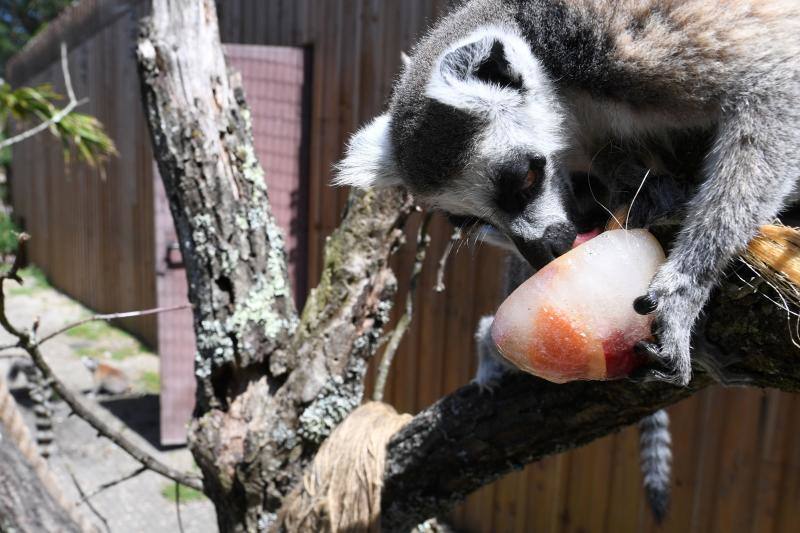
[602,330,646,379]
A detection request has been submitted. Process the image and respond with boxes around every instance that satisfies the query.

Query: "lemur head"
[336,25,575,268]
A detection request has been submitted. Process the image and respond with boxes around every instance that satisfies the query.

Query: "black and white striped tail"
[7,359,55,458]
[639,409,671,523]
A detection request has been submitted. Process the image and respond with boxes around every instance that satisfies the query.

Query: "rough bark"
[137,0,297,415]
[0,424,82,533]
[380,279,800,531]
[137,2,413,530]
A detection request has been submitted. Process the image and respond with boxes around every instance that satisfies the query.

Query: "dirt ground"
[0,268,217,532]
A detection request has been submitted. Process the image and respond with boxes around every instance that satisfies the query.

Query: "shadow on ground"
[11,387,182,451]
[100,394,184,451]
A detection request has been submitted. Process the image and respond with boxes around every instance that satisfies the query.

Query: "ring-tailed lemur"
[336,0,800,386]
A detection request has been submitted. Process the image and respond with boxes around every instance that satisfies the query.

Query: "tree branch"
[137,0,297,414]
[434,227,461,293]
[67,467,111,533]
[373,210,433,402]
[0,44,88,151]
[0,236,203,492]
[380,277,800,530]
[0,304,191,352]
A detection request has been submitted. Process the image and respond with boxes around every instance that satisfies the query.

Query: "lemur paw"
[472,358,511,395]
[632,265,704,386]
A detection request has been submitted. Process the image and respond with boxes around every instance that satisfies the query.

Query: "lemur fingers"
[473,315,517,394]
[633,262,708,386]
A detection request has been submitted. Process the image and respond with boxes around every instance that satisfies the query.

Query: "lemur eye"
[520,157,546,197]
[494,156,546,213]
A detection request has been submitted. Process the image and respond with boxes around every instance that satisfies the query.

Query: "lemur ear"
[334,113,402,189]
[442,38,522,89]
[427,27,532,111]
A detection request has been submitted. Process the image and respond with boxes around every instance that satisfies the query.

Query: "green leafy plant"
[0,80,116,166]
[0,210,20,255]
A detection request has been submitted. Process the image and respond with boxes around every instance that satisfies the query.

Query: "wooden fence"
[7,1,800,531]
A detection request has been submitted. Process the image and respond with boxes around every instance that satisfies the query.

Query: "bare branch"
[0,44,88,150]
[373,211,433,401]
[38,304,192,346]
[79,466,147,503]
[67,467,111,533]
[0,235,204,492]
[60,43,77,103]
[0,233,30,339]
[25,325,203,490]
[434,227,461,293]
[174,482,185,533]
[0,304,191,352]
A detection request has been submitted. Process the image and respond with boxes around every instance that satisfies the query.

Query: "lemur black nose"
[514,222,577,270]
[543,222,577,257]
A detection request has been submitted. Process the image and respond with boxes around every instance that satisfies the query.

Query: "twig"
[0,44,88,150]
[79,466,147,503]
[67,467,111,533]
[434,227,462,292]
[39,304,192,346]
[373,212,433,402]
[0,235,204,491]
[0,304,191,352]
[0,233,30,338]
[175,482,185,533]
[0,352,27,359]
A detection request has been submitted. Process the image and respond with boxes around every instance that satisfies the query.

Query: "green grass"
[72,339,144,362]
[0,210,19,255]
[138,370,160,394]
[65,319,115,341]
[161,484,207,504]
[65,317,147,361]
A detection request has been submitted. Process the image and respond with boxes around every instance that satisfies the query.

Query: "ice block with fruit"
[491,229,665,383]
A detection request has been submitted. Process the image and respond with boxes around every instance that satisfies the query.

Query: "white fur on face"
[333,113,401,189]
[426,25,566,153]
[424,25,569,233]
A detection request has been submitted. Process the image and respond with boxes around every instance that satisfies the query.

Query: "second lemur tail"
[639,409,672,523]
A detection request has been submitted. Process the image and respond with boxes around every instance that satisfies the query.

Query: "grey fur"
[638,409,672,523]
[339,0,800,385]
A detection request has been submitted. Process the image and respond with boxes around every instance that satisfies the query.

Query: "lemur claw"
[629,341,678,383]
[634,340,662,363]
[634,294,658,315]
[632,279,695,386]
[628,364,675,384]
[472,378,499,395]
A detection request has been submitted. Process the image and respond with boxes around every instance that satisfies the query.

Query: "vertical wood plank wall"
[7,1,800,531]
[8,0,158,344]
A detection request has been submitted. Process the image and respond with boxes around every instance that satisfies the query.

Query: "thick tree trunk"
[137,2,412,530]
[0,424,82,533]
